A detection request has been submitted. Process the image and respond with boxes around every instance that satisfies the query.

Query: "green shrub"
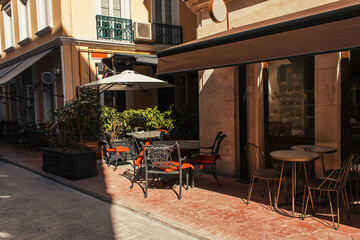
[101,106,122,140]
[47,88,102,150]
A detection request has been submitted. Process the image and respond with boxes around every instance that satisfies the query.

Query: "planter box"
[42,148,98,180]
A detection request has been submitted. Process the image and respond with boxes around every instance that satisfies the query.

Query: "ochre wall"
[199,67,238,176]
[0,0,63,63]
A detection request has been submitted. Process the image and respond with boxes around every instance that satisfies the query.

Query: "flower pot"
[42,148,98,180]
[85,140,103,159]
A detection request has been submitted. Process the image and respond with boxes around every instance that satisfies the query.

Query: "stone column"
[314,52,341,176]
[199,66,237,176]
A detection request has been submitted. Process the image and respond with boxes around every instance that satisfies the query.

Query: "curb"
[0,156,216,240]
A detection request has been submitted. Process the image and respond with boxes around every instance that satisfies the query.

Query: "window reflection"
[268,57,314,137]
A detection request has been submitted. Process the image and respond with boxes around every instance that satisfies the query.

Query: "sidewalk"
[1,143,360,240]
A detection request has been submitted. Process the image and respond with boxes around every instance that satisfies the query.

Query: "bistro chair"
[189,132,226,187]
[101,131,130,171]
[301,154,358,230]
[126,137,151,189]
[245,143,287,208]
[158,125,173,140]
[142,142,194,200]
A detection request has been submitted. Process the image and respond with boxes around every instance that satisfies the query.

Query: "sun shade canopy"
[83,70,174,92]
[0,48,54,85]
[156,1,360,75]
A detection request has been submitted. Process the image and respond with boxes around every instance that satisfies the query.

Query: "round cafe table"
[270,150,320,218]
[291,145,337,176]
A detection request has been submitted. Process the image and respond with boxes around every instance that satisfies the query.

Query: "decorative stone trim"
[185,0,231,14]
[35,26,53,37]
[17,37,32,46]
[3,46,14,53]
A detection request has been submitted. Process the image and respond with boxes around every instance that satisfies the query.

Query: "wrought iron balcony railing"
[96,15,133,42]
[153,23,183,45]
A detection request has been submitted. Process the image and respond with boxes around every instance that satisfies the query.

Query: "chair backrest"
[212,132,226,155]
[102,131,115,148]
[245,143,274,176]
[321,154,358,190]
[143,142,178,169]
[126,136,140,156]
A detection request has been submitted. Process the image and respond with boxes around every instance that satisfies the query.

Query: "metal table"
[151,140,200,150]
[291,145,336,176]
[271,150,320,218]
[126,131,161,140]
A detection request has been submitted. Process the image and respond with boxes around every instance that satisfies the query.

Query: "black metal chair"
[100,131,129,171]
[125,137,149,189]
[245,143,287,208]
[142,142,194,200]
[189,132,226,187]
[301,154,358,230]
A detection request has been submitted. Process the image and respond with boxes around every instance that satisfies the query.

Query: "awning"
[0,48,54,85]
[111,53,158,66]
[157,1,360,75]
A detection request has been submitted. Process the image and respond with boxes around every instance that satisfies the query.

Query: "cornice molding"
[185,0,231,14]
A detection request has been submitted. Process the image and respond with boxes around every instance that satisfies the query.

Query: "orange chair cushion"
[106,146,130,156]
[189,154,220,164]
[161,162,194,172]
[158,129,168,134]
[135,140,152,167]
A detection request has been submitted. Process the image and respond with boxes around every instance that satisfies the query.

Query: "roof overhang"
[157,1,360,75]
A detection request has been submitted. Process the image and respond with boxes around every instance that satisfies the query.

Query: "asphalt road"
[0,161,198,240]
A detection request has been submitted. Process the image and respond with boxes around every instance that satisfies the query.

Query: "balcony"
[153,23,183,45]
[96,15,133,42]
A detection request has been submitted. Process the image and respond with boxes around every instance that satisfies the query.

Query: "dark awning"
[157,1,360,75]
[0,48,54,85]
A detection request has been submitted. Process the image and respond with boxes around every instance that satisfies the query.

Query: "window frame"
[3,2,15,52]
[151,0,179,25]
[95,0,130,18]
[35,0,53,34]
[17,0,32,45]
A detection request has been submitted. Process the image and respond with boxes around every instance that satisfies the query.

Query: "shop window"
[3,3,14,51]
[349,50,360,147]
[268,57,314,138]
[36,0,52,32]
[17,0,31,44]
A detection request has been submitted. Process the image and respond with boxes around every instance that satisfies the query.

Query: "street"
[0,161,198,240]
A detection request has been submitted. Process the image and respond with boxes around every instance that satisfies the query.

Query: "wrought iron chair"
[245,143,287,208]
[301,154,358,230]
[189,132,226,187]
[142,142,194,200]
[159,125,173,140]
[126,137,151,189]
[101,131,129,171]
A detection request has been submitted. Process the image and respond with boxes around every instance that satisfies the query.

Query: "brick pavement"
[0,161,197,240]
[1,143,360,240]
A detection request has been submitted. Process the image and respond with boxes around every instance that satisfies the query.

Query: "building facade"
[0,0,196,124]
[157,0,360,178]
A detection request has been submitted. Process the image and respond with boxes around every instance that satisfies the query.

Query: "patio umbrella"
[82,70,174,93]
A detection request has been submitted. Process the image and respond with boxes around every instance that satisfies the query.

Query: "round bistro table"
[291,145,337,176]
[270,150,320,218]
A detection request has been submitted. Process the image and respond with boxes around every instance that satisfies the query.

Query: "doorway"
[238,65,248,179]
[264,56,315,155]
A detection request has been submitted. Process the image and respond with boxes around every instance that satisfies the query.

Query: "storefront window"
[268,56,314,137]
[350,50,360,146]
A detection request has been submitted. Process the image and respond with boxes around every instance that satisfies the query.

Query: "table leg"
[275,161,285,208]
[292,162,296,214]
[320,153,326,176]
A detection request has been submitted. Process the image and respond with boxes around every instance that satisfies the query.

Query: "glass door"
[265,56,315,155]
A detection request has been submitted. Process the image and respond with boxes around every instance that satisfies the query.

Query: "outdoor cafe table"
[151,140,200,150]
[126,131,161,140]
[291,145,337,176]
[270,150,320,218]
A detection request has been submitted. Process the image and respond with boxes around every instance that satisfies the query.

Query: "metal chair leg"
[247,176,255,205]
[211,163,220,187]
[328,191,339,230]
[341,189,351,219]
[178,171,182,200]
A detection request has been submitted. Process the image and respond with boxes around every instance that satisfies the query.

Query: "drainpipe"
[60,45,67,104]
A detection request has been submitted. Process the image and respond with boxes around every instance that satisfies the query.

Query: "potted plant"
[41,88,102,180]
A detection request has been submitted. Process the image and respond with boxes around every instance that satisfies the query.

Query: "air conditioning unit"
[133,22,154,42]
